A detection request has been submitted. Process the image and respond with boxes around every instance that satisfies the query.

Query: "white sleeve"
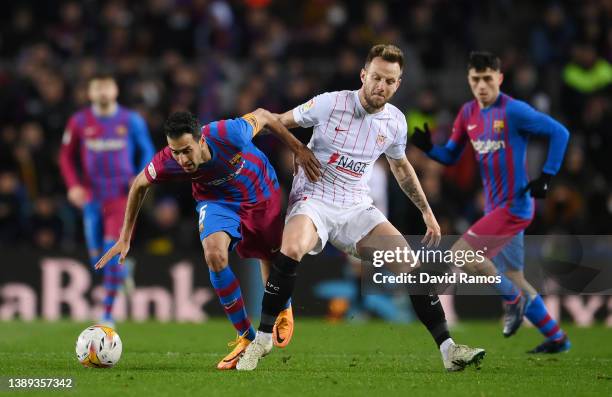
[292,92,335,128]
[384,114,408,160]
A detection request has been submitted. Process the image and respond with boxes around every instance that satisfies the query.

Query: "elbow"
[132,171,150,190]
[254,108,272,122]
[561,127,570,143]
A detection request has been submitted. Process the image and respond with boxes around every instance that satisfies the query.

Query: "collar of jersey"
[479,93,504,113]
[90,104,120,119]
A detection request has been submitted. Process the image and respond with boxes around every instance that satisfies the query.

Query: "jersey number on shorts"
[198,205,207,233]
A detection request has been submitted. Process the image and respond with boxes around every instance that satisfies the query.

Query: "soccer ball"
[75,325,123,368]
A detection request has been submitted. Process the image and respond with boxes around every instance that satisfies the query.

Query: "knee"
[204,247,228,271]
[280,242,307,262]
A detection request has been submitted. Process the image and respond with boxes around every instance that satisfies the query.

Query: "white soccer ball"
[75,325,122,368]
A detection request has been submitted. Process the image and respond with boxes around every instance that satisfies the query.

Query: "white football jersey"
[290,90,407,208]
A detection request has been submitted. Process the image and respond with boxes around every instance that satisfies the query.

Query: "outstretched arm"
[95,170,151,269]
[411,123,466,165]
[250,108,321,182]
[387,155,441,247]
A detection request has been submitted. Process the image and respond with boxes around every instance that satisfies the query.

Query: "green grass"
[1,320,611,396]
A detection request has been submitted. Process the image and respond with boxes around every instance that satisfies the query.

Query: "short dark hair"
[468,51,501,72]
[365,44,404,70]
[164,111,200,139]
[89,70,116,83]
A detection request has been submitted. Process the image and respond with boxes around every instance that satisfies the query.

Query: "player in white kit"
[237,44,486,372]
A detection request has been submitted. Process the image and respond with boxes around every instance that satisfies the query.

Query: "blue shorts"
[195,192,283,260]
[492,232,524,273]
[196,201,242,251]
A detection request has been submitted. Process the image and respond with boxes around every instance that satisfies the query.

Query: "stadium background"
[0,0,611,325]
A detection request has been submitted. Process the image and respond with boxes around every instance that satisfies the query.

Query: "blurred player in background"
[238,44,485,372]
[95,110,320,369]
[410,51,571,353]
[59,73,155,328]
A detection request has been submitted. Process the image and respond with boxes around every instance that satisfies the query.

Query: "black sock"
[409,292,451,347]
[259,253,299,333]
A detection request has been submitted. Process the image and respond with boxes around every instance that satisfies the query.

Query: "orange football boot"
[272,306,294,348]
[217,333,251,370]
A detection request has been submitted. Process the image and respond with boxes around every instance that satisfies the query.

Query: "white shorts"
[286,197,388,257]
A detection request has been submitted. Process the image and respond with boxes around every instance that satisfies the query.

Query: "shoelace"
[227,331,250,349]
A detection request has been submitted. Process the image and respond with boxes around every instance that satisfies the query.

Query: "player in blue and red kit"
[411,52,571,353]
[95,110,320,369]
[59,73,155,327]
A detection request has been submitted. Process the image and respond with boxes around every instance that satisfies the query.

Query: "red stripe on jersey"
[332,93,351,144]
[227,180,247,202]
[217,120,228,141]
[201,125,212,145]
[358,118,374,154]
[82,110,95,195]
[331,174,337,204]
[237,167,264,202]
[340,102,357,149]
[308,174,318,199]
[203,127,249,202]
[194,183,226,202]
[324,92,341,138]
[480,111,494,208]
[241,152,275,197]
[77,114,90,191]
[369,119,389,158]
[503,110,515,209]
[492,109,504,207]
[351,116,367,151]
[320,168,326,199]
[220,163,250,202]
[392,116,399,141]
[85,109,110,198]
[361,118,378,156]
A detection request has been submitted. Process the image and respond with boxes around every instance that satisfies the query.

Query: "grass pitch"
[1,320,611,396]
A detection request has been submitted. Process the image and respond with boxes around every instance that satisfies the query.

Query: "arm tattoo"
[398,168,430,213]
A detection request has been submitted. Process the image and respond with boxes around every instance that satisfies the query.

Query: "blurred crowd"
[0,0,611,254]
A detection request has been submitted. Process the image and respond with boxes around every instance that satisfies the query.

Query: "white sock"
[440,338,455,361]
[256,330,272,344]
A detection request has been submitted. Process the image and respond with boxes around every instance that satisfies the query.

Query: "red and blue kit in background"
[428,93,569,256]
[145,115,283,341]
[426,92,570,343]
[60,106,155,323]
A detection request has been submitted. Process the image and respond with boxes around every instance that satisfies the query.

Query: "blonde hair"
[365,44,404,70]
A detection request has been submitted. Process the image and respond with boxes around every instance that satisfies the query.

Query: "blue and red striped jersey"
[426,93,569,219]
[59,106,155,202]
[144,116,279,204]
